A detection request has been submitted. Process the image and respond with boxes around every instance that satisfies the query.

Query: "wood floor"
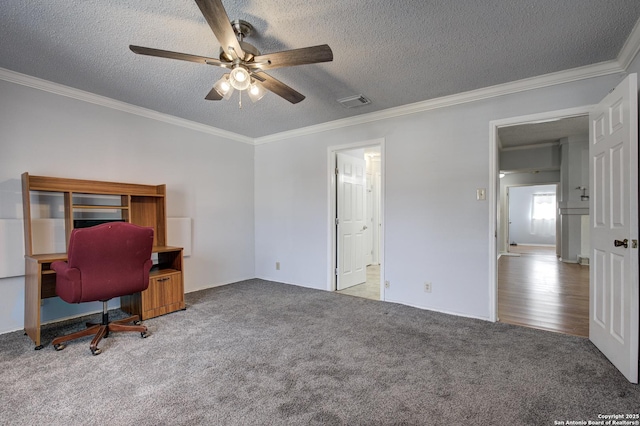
[498,245,589,337]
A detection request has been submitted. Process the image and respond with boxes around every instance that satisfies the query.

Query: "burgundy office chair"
[51,222,154,355]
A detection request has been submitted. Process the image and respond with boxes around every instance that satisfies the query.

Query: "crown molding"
[0,68,254,145]
[1,42,634,148]
[255,59,623,145]
[618,17,640,70]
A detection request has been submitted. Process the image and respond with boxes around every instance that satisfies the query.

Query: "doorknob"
[614,239,629,248]
[362,225,368,231]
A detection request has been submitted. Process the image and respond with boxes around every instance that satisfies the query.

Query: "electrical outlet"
[276,262,280,270]
[424,282,432,293]
[385,280,390,289]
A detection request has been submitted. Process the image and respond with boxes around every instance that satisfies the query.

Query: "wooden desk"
[20,173,186,349]
[24,246,185,350]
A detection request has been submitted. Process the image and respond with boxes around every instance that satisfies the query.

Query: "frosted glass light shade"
[248,81,266,103]
[214,74,234,100]
[229,67,250,91]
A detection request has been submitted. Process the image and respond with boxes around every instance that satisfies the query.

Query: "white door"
[589,73,639,383]
[374,172,382,264]
[365,172,374,266]
[337,153,367,290]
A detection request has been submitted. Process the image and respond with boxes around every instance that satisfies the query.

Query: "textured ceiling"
[499,116,589,149]
[1,1,639,139]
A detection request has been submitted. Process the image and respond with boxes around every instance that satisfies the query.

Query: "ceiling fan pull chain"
[239,88,242,109]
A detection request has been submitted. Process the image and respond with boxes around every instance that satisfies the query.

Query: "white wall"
[498,171,560,253]
[0,79,255,334]
[500,144,561,172]
[2,53,639,334]
[254,72,626,320]
[508,184,557,246]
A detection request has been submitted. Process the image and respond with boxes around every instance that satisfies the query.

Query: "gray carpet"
[0,279,638,425]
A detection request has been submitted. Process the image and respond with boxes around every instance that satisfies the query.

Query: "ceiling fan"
[129,0,333,105]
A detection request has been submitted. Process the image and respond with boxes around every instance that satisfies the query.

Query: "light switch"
[476,188,486,200]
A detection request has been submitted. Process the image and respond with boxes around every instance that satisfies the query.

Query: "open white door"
[365,172,374,266]
[336,152,367,290]
[589,73,639,383]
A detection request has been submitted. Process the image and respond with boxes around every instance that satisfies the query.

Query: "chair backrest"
[65,222,154,302]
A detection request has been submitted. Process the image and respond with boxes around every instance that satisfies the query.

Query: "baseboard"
[382,298,492,323]
[499,252,521,258]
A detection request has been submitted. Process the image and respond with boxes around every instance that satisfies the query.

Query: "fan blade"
[194,0,245,60]
[252,72,305,104]
[129,45,226,67]
[205,86,223,100]
[250,45,333,71]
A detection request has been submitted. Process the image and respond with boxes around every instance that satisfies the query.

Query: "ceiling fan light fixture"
[248,80,266,103]
[130,2,333,106]
[214,74,234,100]
[229,66,251,91]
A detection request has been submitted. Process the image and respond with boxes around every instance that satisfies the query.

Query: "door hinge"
[335,218,339,225]
[335,168,339,175]
[335,268,339,276]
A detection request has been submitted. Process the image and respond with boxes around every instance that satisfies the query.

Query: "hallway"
[498,246,589,337]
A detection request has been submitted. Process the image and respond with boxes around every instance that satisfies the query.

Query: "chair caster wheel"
[141,331,149,338]
[134,320,142,325]
[91,347,102,356]
[54,343,66,351]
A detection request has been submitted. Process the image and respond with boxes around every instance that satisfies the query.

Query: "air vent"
[337,95,371,108]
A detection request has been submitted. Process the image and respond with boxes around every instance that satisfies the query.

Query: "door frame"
[328,138,385,298]
[489,106,593,321]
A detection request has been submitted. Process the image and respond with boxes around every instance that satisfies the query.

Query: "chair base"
[52,302,148,355]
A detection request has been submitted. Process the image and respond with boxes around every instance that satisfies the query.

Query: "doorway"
[507,184,557,252]
[491,75,639,383]
[490,108,591,335]
[329,140,384,301]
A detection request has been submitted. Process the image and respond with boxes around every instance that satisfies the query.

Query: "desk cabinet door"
[143,272,183,316]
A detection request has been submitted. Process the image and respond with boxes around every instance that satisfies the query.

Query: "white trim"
[1,53,629,147]
[488,105,594,323]
[254,60,622,144]
[617,17,640,70]
[490,106,594,129]
[500,141,561,152]
[0,68,254,145]
[383,299,492,323]
[511,243,556,247]
[488,118,499,322]
[185,276,255,293]
[327,138,385,298]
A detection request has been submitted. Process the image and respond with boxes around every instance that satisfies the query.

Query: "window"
[530,192,556,236]
[532,193,556,220]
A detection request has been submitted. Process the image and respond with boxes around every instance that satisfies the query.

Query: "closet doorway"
[329,142,383,301]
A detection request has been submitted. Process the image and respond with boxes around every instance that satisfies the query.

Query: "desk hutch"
[21,173,185,349]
